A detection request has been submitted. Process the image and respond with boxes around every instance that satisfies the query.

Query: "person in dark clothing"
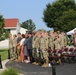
[24,34,30,63]
[17,33,22,43]
[27,32,33,63]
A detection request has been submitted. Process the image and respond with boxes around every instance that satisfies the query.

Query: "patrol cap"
[40,29,46,32]
[49,30,54,35]
[49,30,54,33]
[32,30,37,33]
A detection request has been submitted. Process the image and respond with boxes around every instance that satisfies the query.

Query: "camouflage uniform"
[39,35,48,67]
[32,32,40,64]
[34,36,40,58]
[60,33,67,48]
[74,34,76,38]
[54,37,61,51]
[12,37,17,60]
[9,38,13,59]
[73,30,76,38]
[9,33,14,60]
[54,36,61,64]
[44,32,48,49]
[48,32,54,50]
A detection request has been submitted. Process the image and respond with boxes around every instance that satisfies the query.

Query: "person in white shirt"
[19,34,25,62]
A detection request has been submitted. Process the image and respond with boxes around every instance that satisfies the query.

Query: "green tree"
[55,9,76,32]
[0,15,4,37]
[21,19,36,31]
[43,0,76,32]
[0,15,9,41]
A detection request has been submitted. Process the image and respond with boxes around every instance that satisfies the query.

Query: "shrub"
[0,68,19,75]
[0,29,9,41]
[0,37,5,41]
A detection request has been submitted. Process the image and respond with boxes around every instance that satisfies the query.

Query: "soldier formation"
[8,29,76,67]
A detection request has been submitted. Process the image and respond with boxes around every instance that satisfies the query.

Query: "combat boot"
[32,62,37,65]
[57,59,61,64]
[41,63,48,67]
[17,56,21,62]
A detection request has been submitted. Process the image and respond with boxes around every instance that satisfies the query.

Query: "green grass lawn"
[0,49,8,61]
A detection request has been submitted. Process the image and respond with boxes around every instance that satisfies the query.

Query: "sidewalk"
[0,59,24,75]
[0,59,9,72]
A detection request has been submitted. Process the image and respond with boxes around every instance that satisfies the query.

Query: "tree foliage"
[21,19,36,31]
[0,15,4,35]
[43,0,76,32]
[0,15,9,41]
[0,15,4,38]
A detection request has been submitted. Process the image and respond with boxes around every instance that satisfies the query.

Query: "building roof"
[4,18,18,29]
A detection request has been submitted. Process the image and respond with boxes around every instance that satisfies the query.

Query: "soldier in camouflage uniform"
[54,35,61,64]
[39,31,48,67]
[73,30,76,47]
[74,30,76,38]
[9,33,13,60]
[54,35,61,51]
[32,31,40,64]
[48,31,54,50]
[32,31,37,49]
[44,31,49,49]
[60,32,67,49]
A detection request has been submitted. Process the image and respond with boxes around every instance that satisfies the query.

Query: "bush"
[0,68,19,75]
[0,29,9,41]
[0,37,5,41]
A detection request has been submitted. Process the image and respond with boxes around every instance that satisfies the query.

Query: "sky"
[0,0,56,31]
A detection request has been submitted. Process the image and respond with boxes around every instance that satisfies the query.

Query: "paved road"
[5,61,76,75]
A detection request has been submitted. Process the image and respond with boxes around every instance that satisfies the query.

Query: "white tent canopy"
[67,28,76,35]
